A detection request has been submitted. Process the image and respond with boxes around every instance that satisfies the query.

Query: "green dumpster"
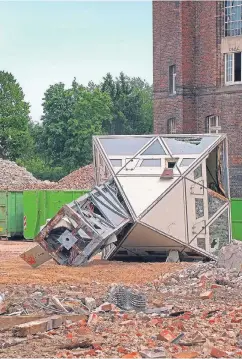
[231,198,242,241]
[0,191,23,238]
[23,190,89,240]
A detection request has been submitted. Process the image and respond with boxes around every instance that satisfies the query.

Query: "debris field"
[0,160,94,191]
[0,241,242,358]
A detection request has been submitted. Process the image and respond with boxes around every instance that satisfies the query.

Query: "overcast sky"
[0,1,152,122]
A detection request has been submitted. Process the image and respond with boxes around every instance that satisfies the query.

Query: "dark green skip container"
[0,191,23,238]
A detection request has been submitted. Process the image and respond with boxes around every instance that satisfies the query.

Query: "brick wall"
[153,0,242,197]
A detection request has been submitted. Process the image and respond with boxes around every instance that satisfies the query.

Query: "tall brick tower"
[153,1,242,197]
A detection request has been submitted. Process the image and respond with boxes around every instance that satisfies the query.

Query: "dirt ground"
[0,241,186,286]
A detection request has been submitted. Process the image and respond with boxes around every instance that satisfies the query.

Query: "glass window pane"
[141,159,161,167]
[180,158,196,167]
[141,139,166,155]
[100,137,152,156]
[110,159,122,167]
[225,1,242,37]
[162,136,219,155]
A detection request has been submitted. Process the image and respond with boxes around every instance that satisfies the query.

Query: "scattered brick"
[210,347,228,358]
[97,302,112,312]
[122,352,141,358]
[157,329,176,342]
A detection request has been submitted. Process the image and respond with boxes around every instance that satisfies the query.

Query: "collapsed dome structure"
[21,134,231,268]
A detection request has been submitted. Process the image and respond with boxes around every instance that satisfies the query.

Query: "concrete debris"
[51,296,69,313]
[84,297,96,311]
[107,285,146,311]
[217,239,242,273]
[0,159,95,191]
[139,347,166,358]
[166,250,180,263]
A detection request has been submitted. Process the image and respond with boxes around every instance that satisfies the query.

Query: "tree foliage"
[1,71,153,181]
[0,71,32,160]
[40,80,113,172]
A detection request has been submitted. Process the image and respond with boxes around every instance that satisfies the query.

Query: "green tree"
[40,79,113,172]
[101,72,153,135]
[0,71,32,160]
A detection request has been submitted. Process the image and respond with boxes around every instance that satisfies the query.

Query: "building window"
[225,1,242,37]
[206,115,221,134]
[169,65,176,94]
[225,52,242,84]
[167,118,176,134]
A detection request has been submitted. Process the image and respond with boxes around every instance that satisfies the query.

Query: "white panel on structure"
[121,223,185,250]
[117,176,178,216]
[141,179,187,244]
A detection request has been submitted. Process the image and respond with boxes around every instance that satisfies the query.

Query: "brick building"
[153,0,242,197]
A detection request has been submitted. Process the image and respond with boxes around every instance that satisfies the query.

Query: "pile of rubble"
[0,159,94,191]
[57,164,95,190]
[0,241,242,358]
[0,159,58,191]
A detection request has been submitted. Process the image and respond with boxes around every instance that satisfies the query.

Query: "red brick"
[122,352,141,358]
[92,343,102,350]
[118,347,128,354]
[231,317,242,323]
[210,347,228,358]
[98,303,112,312]
[157,329,176,342]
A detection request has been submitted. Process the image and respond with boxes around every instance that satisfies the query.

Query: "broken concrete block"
[217,241,242,273]
[166,250,180,263]
[84,297,96,311]
[51,315,63,329]
[13,318,52,337]
[200,290,213,299]
[0,315,44,331]
[12,315,66,337]
[139,347,166,358]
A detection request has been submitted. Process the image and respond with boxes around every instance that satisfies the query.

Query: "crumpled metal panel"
[21,181,133,267]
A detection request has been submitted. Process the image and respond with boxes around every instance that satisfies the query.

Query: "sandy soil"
[0,241,186,286]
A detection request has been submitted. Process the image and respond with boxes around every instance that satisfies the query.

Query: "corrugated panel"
[0,191,7,236]
[7,192,23,236]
